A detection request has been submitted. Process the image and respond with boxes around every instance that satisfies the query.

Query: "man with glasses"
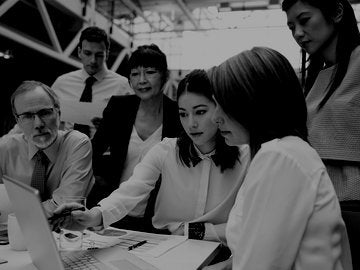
[2,27,132,138]
[0,81,94,216]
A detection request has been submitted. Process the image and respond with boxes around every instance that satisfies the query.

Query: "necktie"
[79,76,96,102]
[30,150,49,201]
[74,76,97,137]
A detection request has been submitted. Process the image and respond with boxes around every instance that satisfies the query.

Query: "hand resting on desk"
[50,202,102,231]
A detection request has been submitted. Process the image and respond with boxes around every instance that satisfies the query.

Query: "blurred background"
[1,0,360,135]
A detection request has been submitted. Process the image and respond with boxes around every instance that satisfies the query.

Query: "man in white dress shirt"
[52,26,133,138]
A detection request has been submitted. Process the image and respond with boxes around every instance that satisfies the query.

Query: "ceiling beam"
[36,0,62,52]
[0,0,19,17]
[120,0,159,31]
[0,25,82,68]
[174,0,200,30]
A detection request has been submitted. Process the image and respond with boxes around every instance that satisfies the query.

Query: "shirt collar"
[193,144,216,160]
[81,66,108,82]
[27,132,61,163]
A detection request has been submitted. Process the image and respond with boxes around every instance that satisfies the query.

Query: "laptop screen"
[3,175,64,270]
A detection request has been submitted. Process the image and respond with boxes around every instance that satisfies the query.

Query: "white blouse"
[119,125,162,217]
[98,138,250,243]
[226,136,352,270]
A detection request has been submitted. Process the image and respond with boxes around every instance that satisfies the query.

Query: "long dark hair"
[282,0,360,109]
[176,69,240,172]
[209,47,308,155]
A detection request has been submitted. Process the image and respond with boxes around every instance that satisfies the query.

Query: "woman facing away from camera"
[52,69,250,245]
[283,0,360,203]
[204,47,352,270]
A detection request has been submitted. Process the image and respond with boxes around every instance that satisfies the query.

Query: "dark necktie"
[79,76,96,102]
[30,150,49,201]
[74,76,97,137]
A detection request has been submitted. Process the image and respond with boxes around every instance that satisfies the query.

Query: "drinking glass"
[58,196,86,251]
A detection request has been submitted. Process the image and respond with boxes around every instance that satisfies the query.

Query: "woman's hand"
[91,117,102,130]
[49,203,102,232]
[172,223,185,235]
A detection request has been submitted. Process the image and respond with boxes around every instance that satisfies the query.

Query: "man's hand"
[49,203,102,232]
[91,117,102,130]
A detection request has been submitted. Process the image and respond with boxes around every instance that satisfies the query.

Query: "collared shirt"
[119,124,163,216]
[52,67,133,138]
[98,138,250,243]
[0,130,94,216]
[226,136,352,270]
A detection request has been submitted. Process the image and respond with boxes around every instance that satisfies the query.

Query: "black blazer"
[91,94,181,190]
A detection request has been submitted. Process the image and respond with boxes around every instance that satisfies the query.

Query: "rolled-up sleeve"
[44,132,95,214]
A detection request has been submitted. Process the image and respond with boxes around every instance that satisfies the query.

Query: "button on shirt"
[52,68,133,138]
[0,130,95,216]
[98,138,250,243]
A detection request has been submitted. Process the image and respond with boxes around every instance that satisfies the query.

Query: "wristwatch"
[188,222,205,240]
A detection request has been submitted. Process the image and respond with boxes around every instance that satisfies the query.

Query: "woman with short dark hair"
[88,44,181,232]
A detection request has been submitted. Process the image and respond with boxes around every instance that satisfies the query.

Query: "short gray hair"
[11,80,60,116]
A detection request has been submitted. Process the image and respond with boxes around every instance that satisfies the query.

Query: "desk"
[0,238,220,270]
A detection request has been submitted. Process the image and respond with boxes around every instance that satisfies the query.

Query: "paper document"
[59,99,107,125]
[81,229,187,258]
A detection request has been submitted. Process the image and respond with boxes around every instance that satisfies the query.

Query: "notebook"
[2,175,158,270]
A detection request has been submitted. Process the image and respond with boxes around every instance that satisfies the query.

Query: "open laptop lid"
[3,175,65,270]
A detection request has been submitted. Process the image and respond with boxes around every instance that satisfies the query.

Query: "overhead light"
[218,1,269,12]
[0,50,13,59]
[218,2,231,12]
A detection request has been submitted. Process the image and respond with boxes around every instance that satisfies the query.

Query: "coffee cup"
[7,213,27,251]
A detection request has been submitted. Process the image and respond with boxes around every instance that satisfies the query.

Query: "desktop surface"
[0,230,220,270]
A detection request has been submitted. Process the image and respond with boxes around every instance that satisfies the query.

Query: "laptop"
[2,175,158,270]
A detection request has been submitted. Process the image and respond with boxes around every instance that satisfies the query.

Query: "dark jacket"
[87,94,181,231]
[92,94,180,182]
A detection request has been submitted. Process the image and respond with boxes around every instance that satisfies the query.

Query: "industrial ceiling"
[95,0,285,35]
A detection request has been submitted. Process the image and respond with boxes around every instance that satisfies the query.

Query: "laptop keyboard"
[61,251,101,270]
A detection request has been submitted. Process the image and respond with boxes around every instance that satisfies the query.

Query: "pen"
[128,240,147,251]
[48,207,85,222]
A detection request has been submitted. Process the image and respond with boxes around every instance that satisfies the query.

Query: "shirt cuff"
[184,222,189,238]
[42,199,58,218]
[89,205,105,231]
[96,203,127,229]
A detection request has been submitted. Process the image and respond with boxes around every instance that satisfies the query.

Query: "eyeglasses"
[15,108,57,124]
